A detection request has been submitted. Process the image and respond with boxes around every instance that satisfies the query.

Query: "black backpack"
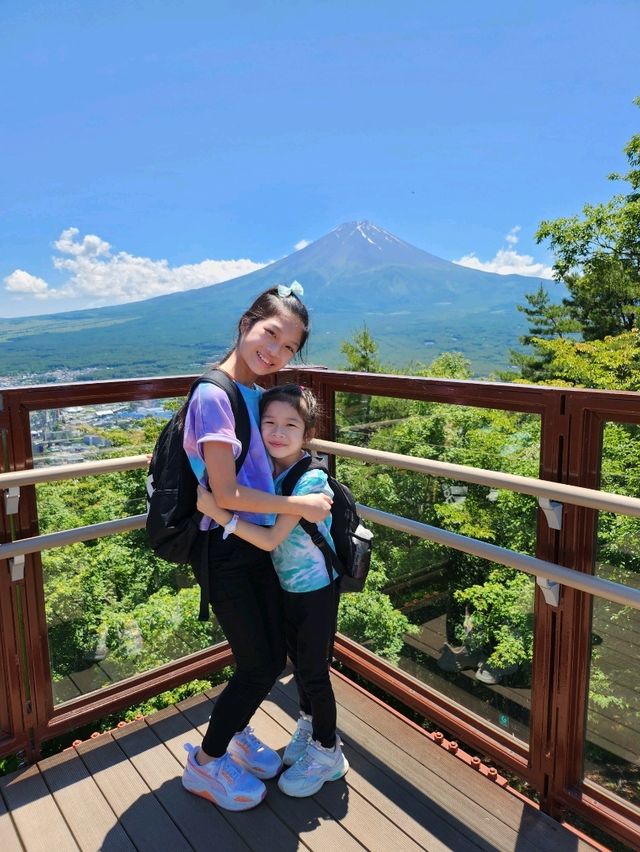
[281,455,373,593]
[145,369,251,566]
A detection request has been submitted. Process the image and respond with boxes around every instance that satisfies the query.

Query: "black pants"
[195,530,287,758]
[284,582,340,749]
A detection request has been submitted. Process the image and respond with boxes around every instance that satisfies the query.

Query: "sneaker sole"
[227,750,282,780]
[278,758,349,798]
[182,778,267,811]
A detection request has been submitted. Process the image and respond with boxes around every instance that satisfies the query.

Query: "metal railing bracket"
[538,497,563,530]
[10,554,25,582]
[537,576,560,607]
[4,486,20,515]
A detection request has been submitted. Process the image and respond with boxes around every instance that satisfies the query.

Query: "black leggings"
[196,530,286,758]
[284,582,340,749]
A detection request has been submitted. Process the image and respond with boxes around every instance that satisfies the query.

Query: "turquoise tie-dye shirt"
[271,458,337,593]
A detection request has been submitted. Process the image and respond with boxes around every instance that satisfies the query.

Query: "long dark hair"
[223,286,310,361]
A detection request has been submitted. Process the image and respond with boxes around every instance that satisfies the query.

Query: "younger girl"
[197,384,349,798]
[180,285,333,812]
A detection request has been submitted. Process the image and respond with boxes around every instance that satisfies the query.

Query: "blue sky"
[2,0,639,317]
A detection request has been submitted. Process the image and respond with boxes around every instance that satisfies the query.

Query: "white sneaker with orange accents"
[227,725,283,779]
[182,743,266,811]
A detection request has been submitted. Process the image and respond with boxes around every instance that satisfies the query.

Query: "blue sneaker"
[278,738,349,797]
[227,725,282,779]
[182,743,266,811]
[283,712,313,766]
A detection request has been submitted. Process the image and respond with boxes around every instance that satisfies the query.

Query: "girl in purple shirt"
[181,284,332,812]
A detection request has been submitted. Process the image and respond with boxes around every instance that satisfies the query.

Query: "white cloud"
[54,227,111,258]
[294,239,310,251]
[4,269,51,295]
[454,226,553,279]
[3,229,267,305]
[504,225,521,246]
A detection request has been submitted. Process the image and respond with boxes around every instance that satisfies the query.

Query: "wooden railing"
[1,368,639,847]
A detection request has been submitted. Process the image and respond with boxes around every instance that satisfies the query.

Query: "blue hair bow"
[277,280,304,299]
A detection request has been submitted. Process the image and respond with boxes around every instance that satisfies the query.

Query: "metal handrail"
[309,438,640,518]
[2,444,640,612]
[3,505,638,612]
[0,515,147,560]
[0,455,148,487]
[359,506,640,611]
[3,437,640,518]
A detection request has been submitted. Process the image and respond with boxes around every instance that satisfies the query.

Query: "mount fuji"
[1,222,556,379]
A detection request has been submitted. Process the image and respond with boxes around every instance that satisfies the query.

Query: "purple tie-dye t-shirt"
[183,381,276,530]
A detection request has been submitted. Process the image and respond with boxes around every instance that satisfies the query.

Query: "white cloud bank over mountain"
[454,226,554,279]
[4,228,266,305]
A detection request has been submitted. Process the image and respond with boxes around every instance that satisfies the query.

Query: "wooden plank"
[0,763,80,852]
[116,712,249,852]
[176,694,306,851]
[77,732,191,852]
[38,747,134,852]
[261,693,484,852]
[0,784,23,852]
[278,674,597,852]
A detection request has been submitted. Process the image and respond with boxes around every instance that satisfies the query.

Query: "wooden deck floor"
[0,671,598,852]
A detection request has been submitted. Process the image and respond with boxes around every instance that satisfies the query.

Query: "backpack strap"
[281,455,338,582]
[185,369,251,621]
[189,368,251,474]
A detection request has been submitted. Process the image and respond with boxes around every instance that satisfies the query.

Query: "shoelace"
[292,745,324,775]
[217,752,242,781]
[292,725,312,743]
[240,726,263,749]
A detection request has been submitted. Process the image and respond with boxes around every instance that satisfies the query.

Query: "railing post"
[545,400,604,816]
[0,394,30,758]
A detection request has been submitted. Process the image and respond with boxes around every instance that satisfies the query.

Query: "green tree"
[514,98,640,380]
[338,324,384,436]
[509,285,580,382]
[531,330,640,391]
[535,96,640,339]
[340,323,382,373]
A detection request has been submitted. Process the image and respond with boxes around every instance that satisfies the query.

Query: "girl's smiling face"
[237,308,304,379]
[260,400,307,472]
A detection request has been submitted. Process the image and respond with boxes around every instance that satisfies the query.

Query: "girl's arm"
[197,485,300,552]
[203,442,331,523]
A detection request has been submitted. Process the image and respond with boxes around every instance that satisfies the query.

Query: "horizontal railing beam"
[3,502,639,613]
[308,438,640,519]
[358,506,640,612]
[0,515,147,559]
[5,436,640,520]
[0,455,148,488]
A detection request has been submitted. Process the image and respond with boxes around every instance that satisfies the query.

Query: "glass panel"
[586,422,640,811]
[31,402,224,705]
[335,392,540,746]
